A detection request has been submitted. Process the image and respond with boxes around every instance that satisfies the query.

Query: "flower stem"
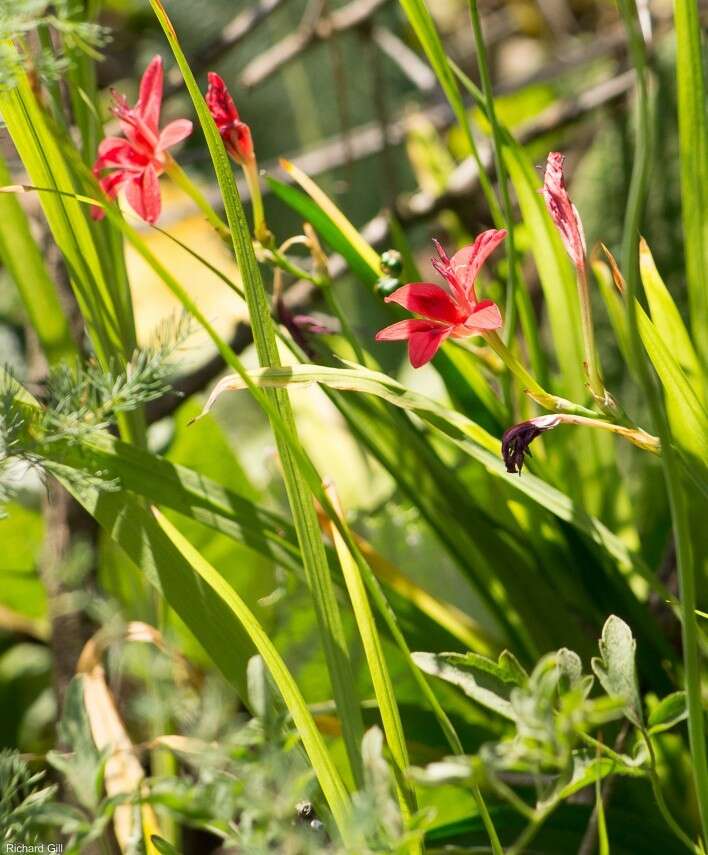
[242,157,270,243]
[467,0,519,345]
[507,805,554,855]
[617,0,708,842]
[483,331,600,418]
[471,785,504,855]
[553,413,660,454]
[642,730,703,853]
[164,157,230,239]
[577,262,606,401]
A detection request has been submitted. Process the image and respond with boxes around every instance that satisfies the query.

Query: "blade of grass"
[639,239,703,400]
[0,155,75,364]
[149,506,353,839]
[148,0,367,788]
[396,0,502,226]
[617,0,708,841]
[44,460,352,838]
[673,0,708,379]
[20,178,467,750]
[196,362,677,610]
[466,0,520,348]
[324,483,418,831]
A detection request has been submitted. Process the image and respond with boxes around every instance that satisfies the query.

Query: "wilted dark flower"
[501,415,560,474]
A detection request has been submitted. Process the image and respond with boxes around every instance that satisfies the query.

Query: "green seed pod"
[374,276,401,297]
[379,249,403,277]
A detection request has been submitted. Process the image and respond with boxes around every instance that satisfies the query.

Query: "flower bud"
[205,72,254,164]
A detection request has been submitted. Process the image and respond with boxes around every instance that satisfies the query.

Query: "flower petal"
[138,55,164,134]
[95,137,143,171]
[158,119,193,151]
[384,283,463,323]
[206,72,240,126]
[375,318,446,341]
[466,299,503,330]
[450,229,507,297]
[408,326,450,368]
[124,165,161,224]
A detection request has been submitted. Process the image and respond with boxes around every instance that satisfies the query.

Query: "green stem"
[467,0,518,344]
[483,331,600,417]
[577,262,605,400]
[319,276,366,365]
[642,730,702,853]
[265,246,320,283]
[507,804,554,855]
[164,157,230,239]
[554,413,660,454]
[243,157,269,243]
[617,0,708,844]
[472,785,504,855]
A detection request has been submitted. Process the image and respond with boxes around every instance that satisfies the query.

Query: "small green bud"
[374,276,401,297]
[379,249,403,277]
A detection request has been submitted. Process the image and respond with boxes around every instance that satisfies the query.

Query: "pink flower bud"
[543,152,587,271]
[205,72,255,165]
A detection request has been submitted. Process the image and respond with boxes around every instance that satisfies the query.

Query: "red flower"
[375,231,506,368]
[542,152,586,271]
[205,72,254,165]
[92,55,192,224]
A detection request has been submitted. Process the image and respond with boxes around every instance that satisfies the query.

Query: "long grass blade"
[147,0,367,788]
[616,0,708,840]
[324,484,418,829]
[0,155,75,364]
[673,0,708,378]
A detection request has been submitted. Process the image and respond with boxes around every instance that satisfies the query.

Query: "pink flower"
[542,152,586,271]
[205,72,254,165]
[375,231,506,368]
[92,55,192,224]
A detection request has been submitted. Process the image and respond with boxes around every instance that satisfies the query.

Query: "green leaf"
[267,176,379,285]
[0,67,134,369]
[150,837,181,855]
[397,0,500,222]
[279,160,381,273]
[0,154,75,364]
[194,362,664,595]
[639,240,703,401]
[442,650,528,687]
[556,648,585,690]
[637,305,708,464]
[147,0,367,790]
[648,691,688,734]
[48,461,352,838]
[674,0,708,375]
[412,652,516,721]
[148,507,352,838]
[550,752,644,804]
[591,616,642,727]
[46,676,107,813]
[593,259,633,372]
[326,488,417,818]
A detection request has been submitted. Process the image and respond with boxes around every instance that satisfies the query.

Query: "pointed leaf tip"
[591,615,642,727]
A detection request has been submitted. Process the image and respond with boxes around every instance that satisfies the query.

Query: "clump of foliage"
[0,0,704,851]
